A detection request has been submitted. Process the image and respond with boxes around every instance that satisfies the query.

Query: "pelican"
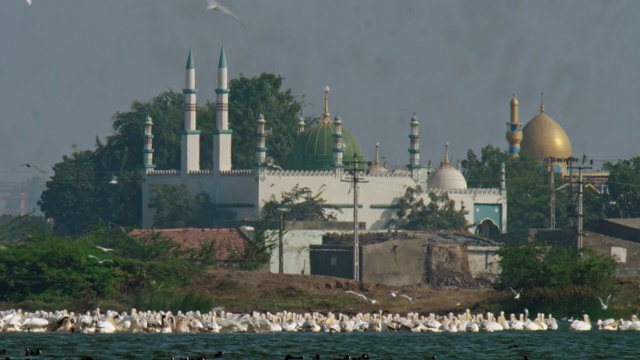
[570,314,592,331]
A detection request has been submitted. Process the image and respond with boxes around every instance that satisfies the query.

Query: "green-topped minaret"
[181,49,200,174]
[213,47,232,172]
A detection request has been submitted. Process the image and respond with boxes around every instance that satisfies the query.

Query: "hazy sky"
[2,0,639,183]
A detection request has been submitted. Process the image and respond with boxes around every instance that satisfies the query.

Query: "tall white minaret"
[256,114,267,167]
[296,114,305,135]
[143,115,155,173]
[408,113,420,174]
[181,49,200,174]
[332,113,344,168]
[213,47,232,172]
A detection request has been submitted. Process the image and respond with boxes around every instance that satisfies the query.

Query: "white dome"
[428,142,468,190]
[427,166,467,190]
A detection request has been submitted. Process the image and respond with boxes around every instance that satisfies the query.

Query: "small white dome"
[427,166,468,190]
[427,142,467,190]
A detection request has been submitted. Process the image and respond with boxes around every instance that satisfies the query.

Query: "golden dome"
[520,110,572,159]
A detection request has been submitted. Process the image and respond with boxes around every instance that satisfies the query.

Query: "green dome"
[285,121,363,170]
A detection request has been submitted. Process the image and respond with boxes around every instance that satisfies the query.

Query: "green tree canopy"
[395,185,469,231]
[228,73,303,169]
[262,184,337,221]
[498,241,617,291]
[603,156,640,218]
[149,184,234,228]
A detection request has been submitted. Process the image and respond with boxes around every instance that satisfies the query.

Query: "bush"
[497,241,618,292]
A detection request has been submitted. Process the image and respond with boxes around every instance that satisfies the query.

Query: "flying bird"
[345,290,377,304]
[399,294,413,302]
[88,255,113,264]
[206,0,244,26]
[598,294,612,310]
[21,163,46,174]
[96,245,114,252]
[25,0,32,6]
[509,287,522,300]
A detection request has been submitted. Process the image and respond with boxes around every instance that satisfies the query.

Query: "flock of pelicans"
[1,306,640,333]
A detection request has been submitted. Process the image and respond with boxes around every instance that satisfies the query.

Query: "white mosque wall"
[143,170,506,232]
[258,171,419,230]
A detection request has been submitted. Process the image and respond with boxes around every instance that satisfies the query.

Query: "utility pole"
[277,207,290,274]
[566,157,576,229]
[343,153,370,281]
[576,159,593,251]
[545,157,556,230]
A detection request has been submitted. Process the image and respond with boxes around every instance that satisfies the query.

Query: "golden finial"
[444,142,450,167]
[375,142,380,166]
[540,91,545,113]
[322,86,331,123]
[511,93,518,106]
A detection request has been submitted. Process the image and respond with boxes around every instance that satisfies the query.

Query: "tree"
[39,150,104,235]
[603,157,640,218]
[39,73,304,232]
[395,185,468,231]
[149,184,234,228]
[461,144,509,188]
[228,73,303,169]
[262,184,337,221]
[498,240,618,291]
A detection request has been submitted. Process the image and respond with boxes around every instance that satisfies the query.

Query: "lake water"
[0,327,637,360]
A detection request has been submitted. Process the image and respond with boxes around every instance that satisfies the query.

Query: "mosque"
[140,47,586,234]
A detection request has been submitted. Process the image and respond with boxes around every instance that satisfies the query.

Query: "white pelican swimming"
[570,314,592,331]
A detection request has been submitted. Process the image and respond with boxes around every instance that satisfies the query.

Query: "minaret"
[256,114,267,167]
[332,113,344,168]
[506,93,523,158]
[213,47,232,172]
[321,86,331,124]
[143,115,155,173]
[181,49,200,174]
[368,142,388,174]
[443,141,451,167]
[408,113,420,173]
[296,115,305,135]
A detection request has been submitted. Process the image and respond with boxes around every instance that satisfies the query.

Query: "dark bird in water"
[356,355,369,360]
[312,355,320,360]
[25,349,42,356]
[285,356,304,360]
[213,351,224,358]
[508,344,519,349]
[80,357,94,360]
